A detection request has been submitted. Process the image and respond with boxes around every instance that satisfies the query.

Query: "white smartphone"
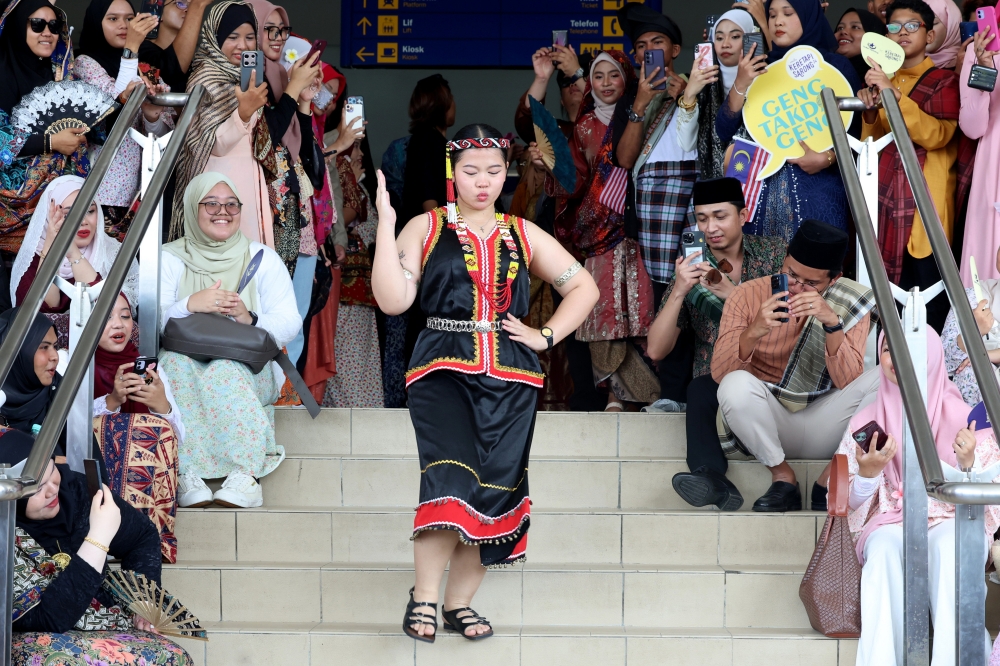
[972,255,985,304]
[344,96,365,129]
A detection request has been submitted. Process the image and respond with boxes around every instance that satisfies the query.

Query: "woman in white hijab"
[10,175,138,314]
[678,8,757,178]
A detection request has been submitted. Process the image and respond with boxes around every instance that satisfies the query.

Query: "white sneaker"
[178,472,214,508]
[213,472,263,508]
[641,399,687,413]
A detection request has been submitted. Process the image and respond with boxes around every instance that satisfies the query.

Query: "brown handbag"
[798,453,862,637]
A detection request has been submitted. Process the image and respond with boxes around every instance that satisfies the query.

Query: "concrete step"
[175,506,825,567]
[175,622,858,666]
[251,454,829,511]
[161,561,816,631]
[274,407,687,458]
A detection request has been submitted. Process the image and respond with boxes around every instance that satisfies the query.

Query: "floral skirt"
[323,304,383,408]
[94,413,179,563]
[577,239,655,342]
[13,630,192,665]
[160,352,283,479]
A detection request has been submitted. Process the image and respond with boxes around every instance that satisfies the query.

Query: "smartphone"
[743,32,767,58]
[240,50,264,92]
[961,20,979,42]
[306,39,327,64]
[971,255,985,303]
[344,96,365,129]
[977,7,1000,51]
[313,85,334,111]
[706,14,720,34]
[969,401,993,431]
[771,273,789,320]
[695,43,714,69]
[552,29,568,49]
[138,0,162,40]
[681,230,706,259]
[643,49,667,90]
[852,420,888,453]
[134,356,157,375]
[84,458,102,497]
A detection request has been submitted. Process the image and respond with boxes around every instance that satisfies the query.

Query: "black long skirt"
[408,371,535,567]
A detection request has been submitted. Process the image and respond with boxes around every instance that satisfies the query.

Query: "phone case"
[852,420,888,453]
[771,274,789,316]
[695,43,714,68]
[240,51,264,92]
[552,30,568,47]
[969,63,998,92]
[682,231,706,258]
[139,0,162,39]
[706,15,720,31]
[345,96,365,126]
[961,20,979,42]
[977,7,1000,51]
[644,50,667,90]
[743,33,767,57]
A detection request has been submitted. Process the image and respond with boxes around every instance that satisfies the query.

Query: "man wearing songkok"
[649,178,786,511]
[711,219,879,512]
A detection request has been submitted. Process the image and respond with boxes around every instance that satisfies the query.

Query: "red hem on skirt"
[412,496,530,546]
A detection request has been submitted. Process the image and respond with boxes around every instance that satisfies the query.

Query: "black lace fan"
[11,80,116,137]
[103,570,209,641]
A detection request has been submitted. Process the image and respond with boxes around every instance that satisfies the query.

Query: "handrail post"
[955,502,987,664]
[900,287,931,665]
[0,464,14,666]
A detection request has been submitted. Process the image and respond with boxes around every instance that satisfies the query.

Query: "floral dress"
[942,284,1000,406]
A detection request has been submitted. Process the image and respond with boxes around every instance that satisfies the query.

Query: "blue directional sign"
[341,0,663,68]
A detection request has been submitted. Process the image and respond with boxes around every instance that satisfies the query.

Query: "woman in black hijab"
[835,8,889,81]
[0,429,192,664]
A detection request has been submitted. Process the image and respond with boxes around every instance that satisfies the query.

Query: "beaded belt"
[426,317,502,333]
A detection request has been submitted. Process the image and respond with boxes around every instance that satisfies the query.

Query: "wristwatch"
[249,311,259,327]
[822,316,844,334]
[627,106,645,123]
[540,326,554,350]
[122,48,138,60]
[560,67,585,88]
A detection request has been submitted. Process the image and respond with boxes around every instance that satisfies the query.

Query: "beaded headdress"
[444,137,511,225]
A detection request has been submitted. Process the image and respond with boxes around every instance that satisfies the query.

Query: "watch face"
[541,327,553,337]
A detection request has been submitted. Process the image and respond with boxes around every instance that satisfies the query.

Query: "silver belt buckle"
[473,320,493,333]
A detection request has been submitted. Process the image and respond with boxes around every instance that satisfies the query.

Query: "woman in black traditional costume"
[372,124,598,643]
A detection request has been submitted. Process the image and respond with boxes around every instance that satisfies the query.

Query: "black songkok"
[616,3,683,46]
[787,219,849,272]
[693,178,745,208]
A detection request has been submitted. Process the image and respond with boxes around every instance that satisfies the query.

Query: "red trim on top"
[511,215,533,266]
[413,496,531,544]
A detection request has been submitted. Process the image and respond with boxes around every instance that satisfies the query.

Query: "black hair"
[450,123,508,164]
[409,74,454,132]
[885,0,936,31]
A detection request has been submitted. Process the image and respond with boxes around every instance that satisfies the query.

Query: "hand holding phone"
[977,7,1000,51]
[644,49,667,91]
[743,32,767,58]
[852,421,888,454]
[770,273,789,321]
[138,0,163,40]
[84,458,103,498]
[240,50,265,93]
[681,230,706,259]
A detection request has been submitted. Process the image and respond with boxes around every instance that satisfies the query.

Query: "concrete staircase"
[165,408,858,665]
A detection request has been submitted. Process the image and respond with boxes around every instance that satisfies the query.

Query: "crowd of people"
[0,0,997,662]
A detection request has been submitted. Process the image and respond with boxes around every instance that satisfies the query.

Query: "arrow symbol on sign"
[357,16,371,35]
[356,47,374,62]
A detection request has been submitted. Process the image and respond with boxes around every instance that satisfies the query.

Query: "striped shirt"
[710,276,871,389]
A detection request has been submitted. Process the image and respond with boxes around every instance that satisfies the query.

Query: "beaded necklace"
[454,208,519,314]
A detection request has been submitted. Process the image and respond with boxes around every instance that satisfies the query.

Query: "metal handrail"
[9,86,204,495]
[822,88,1000,504]
[0,88,148,401]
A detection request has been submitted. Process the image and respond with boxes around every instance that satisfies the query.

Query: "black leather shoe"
[672,467,744,511]
[752,481,802,512]
[811,481,828,512]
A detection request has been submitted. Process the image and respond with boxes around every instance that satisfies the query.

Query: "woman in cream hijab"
[159,171,300,509]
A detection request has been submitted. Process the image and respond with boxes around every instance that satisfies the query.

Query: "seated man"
[711,220,879,512]
[648,177,786,510]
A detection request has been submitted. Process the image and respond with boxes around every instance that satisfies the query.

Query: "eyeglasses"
[198,201,243,215]
[264,26,292,40]
[165,0,189,9]
[780,270,824,291]
[27,17,63,34]
[886,20,926,33]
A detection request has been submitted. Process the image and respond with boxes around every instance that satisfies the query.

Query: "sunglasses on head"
[886,20,926,33]
[27,17,63,34]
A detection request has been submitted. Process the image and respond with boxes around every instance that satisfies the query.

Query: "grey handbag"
[160,313,320,418]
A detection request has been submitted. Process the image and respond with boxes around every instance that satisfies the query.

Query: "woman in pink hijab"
[924,0,963,69]
[838,330,1000,665]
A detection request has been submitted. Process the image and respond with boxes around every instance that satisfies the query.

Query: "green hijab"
[162,172,260,312]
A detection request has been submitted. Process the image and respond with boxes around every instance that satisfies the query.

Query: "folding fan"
[528,96,575,194]
[11,80,116,138]
[103,570,208,641]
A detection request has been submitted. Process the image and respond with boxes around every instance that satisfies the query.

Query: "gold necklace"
[52,540,71,570]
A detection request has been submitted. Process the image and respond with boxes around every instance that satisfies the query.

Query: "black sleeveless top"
[405,208,544,388]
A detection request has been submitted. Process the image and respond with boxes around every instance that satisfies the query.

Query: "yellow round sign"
[859,32,905,74]
[743,45,855,179]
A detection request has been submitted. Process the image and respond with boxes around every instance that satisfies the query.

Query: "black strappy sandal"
[442,606,494,641]
[403,587,438,643]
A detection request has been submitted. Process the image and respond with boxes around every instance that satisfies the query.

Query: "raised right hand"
[235,71,268,123]
[289,51,322,88]
[856,433,898,479]
[747,291,790,339]
[88,483,122,546]
[975,298,995,335]
[375,170,396,231]
[50,127,87,156]
[125,13,159,52]
[45,197,68,238]
[634,61,669,115]
[331,112,365,154]
[974,29,1000,68]
[672,250,708,298]
[733,44,767,95]
[187,280,243,314]
[685,55,720,101]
